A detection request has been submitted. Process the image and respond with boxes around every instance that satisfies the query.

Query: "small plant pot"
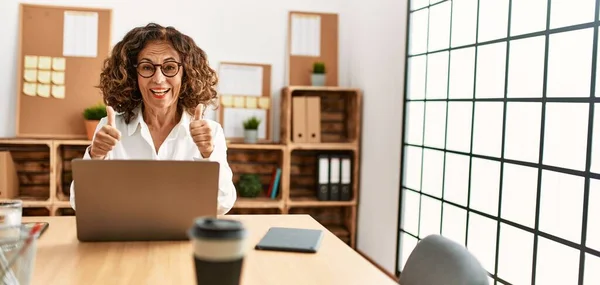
[311,74,326,86]
[244,129,258,144]
[84,120,100,140]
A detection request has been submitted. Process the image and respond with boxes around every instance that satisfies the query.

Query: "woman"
[70,23,236,215]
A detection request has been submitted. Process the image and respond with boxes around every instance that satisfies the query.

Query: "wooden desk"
[25,215,397,285]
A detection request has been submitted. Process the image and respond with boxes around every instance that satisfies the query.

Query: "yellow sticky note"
[52,57,66,71]
[246,97,257,108]
[220,96,233,107]
[23,69,37,83]
[233,96,245,108]
[23,82,36,96]
[258,97,271,109]
[51,85,65,99]
[24,55,38,69]
[37,71,51,84]
[51,71,65,85]
[37,84,50,97]
[38,56,51,70]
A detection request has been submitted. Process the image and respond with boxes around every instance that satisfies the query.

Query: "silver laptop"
[71,159,220,242]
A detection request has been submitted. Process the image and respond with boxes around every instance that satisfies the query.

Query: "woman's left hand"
[190,104,214,158]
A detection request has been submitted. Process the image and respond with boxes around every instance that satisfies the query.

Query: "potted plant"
[237,174,263,198]
[242,116,261,143]
[83,102,107,140]
[311,61,326,86]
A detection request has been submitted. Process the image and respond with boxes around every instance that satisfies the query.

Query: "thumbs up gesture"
[90,106,121,160]
[190,104,214,158]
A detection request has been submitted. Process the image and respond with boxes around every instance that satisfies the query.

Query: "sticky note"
[24,56,38,69]
[23,82,36,96]
[23,69,37,83]
[37,71,51,84]
[52,57,66,71]
[51,71,65,85]
[233,96,245,108]
[38,56,51,70]
[258,98,271,109]
[246,97,258,108]
[37,84,50,97]
[220,96,233,107]
[51,85,65,99]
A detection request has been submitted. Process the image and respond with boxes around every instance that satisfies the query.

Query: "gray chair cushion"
[399,235,490,285]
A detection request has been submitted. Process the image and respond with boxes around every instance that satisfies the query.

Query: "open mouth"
[150,88,170,97]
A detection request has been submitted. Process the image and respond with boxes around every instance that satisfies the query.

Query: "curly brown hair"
[98,23,218,123]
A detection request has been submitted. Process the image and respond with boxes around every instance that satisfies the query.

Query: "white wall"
[0,0,407,276]
[342,0,407,275]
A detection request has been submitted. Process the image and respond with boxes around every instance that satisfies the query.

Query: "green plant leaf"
[312,61,325,74]
[83,102,107,120]
[242,116,261,130]
[237,174,263,198]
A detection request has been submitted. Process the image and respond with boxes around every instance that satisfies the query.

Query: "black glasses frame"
[133,61,182,78]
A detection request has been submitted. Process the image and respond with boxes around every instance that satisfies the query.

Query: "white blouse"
[69,106,237,215]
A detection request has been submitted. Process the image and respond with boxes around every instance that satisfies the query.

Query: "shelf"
[21,199,52,208]
[52,140,286,151]
[227,143,286,150]
[54,140,91,146]
[285,86,361,93]
[280,87,361,146]
[52,200,71,208]
[55,144,88,202]
[0,142,52,202]
[288,199,356,207]
[234,197,283,209]
[0,138,53,146]
[289,142,358,151]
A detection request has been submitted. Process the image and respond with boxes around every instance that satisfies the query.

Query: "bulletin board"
[287,11,338,86]
[217,62,273,143]
[15,4,112,139]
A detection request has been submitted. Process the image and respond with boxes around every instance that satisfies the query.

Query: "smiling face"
[136,41,183,111]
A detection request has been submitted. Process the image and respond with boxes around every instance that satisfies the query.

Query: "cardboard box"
[0,152,19,199]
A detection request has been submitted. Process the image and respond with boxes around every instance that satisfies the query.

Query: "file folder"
[305,96,321,143]
[317,154,329,200]
[292,96,307,142]
[340,155,352,201]
[329,155,340,200]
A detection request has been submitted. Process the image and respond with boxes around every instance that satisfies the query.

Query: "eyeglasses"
[134,61,182,78]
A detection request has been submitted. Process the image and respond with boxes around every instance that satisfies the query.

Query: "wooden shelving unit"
[279,86,362,248]
[0,86,362,248]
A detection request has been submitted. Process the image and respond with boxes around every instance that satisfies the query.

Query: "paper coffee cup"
[189,217,247,285]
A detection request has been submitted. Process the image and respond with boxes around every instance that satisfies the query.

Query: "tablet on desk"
[255,227,324,253]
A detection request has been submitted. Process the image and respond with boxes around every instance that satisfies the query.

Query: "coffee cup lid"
[189,217,247,240]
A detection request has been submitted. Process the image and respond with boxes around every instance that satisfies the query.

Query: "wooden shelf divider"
[0,85,362,248]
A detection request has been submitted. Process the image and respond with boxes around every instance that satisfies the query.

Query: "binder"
[317,154,329,200]
[305,96,321,143]
[340,155,352,201]
[292,96,307,142]
[329,155,341,200]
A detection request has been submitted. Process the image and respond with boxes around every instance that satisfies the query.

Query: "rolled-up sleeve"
[195,123,237,215]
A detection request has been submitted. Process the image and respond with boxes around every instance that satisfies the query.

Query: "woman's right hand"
[89,106,121,159]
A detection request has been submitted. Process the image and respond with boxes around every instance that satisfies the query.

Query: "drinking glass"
[0,201,22,240]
